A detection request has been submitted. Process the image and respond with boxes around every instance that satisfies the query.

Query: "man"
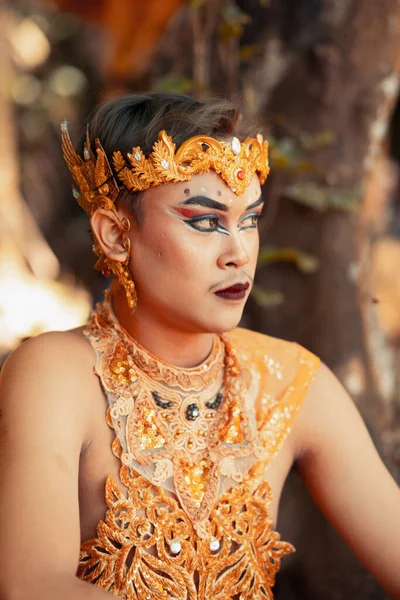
[1,93,399,599]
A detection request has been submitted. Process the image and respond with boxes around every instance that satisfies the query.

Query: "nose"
[217,232,250,270]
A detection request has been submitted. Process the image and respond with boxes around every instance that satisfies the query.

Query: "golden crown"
[61,120,270,215]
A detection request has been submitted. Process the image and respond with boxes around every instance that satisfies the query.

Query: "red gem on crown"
[237,170,245,180]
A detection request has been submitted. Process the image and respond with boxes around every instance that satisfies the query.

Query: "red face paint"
[173,206,215,218]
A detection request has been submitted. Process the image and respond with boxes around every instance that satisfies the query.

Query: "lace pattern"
[78,295,321,598]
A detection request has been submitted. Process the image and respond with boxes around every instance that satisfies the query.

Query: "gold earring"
[114,228,137,311]
[121,216,131,232]
[107,217,137,311]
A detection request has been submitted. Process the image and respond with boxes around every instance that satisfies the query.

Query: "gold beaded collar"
[103,291,225,392]
[86,292,255,535]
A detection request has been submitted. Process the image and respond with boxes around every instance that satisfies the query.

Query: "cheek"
[243,230,260,262]
[134,225,210,281]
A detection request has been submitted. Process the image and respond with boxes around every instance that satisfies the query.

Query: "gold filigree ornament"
[113,129,270,196]
[61,120,270,209]
[61,121,137,310]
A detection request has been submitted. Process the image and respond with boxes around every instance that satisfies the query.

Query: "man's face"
[128,171,263,334]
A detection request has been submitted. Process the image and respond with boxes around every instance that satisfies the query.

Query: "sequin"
[79,294,321,599]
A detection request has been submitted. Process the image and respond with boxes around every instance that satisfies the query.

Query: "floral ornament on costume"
[78,293,321,599]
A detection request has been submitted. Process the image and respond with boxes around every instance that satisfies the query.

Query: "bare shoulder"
[3,325,92,365]
[0,327,98,445]
[293,360,365,460]
[1,327,95,381]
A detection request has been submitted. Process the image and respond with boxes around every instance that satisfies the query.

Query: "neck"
[111,288,215,368]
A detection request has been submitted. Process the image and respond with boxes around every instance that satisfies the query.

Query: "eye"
[186,216,221,232]
[239,212,261,229]
[196,217,219,229]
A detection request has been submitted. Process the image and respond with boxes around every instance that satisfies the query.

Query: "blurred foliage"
[268,133,334,174]
[219,2,251,41]
[252,245,319,309]
[9,5,94,150]
[189,0,208,8]
[284,182,364,211]
[152,74,195,94]
[258,245,320,273]
[251,284,284,308]
[239,43,263,61]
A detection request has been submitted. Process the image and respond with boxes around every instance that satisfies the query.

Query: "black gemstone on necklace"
[185,403,200,421]
[152,391,173,409]
[206,392,223,410]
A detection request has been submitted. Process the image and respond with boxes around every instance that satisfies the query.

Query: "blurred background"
[1,0,400,598]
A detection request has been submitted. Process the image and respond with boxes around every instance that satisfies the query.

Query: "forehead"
[144,171,262,208]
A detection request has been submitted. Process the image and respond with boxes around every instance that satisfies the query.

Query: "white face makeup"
[126,171,263,334]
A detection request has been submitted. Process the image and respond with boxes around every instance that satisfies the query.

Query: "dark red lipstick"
[214,282,250,301]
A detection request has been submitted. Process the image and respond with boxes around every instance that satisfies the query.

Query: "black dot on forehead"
[184,188,190,196]
[217,191,222,196]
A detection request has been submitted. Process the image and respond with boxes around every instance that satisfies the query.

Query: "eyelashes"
[184,212,262,234]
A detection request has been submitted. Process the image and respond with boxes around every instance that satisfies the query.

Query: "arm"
[294,362,400,599]
[0,332,113,600]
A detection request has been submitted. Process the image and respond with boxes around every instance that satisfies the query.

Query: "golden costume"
[77,293,320,599]
[60,107,320,598]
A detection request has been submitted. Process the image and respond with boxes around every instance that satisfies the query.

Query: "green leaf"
[257,245,319,274]
[251,284,284,308]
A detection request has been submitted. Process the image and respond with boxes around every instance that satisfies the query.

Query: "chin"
[201,313,243,335]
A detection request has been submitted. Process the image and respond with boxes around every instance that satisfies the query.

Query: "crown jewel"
[61,122,270,216]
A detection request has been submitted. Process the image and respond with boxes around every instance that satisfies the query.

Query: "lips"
[214,282,250,300]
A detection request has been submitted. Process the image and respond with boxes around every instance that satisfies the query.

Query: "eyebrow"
[180,194,264,212]
[245,195,264,210]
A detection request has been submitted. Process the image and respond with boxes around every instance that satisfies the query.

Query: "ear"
[90,209,129,263]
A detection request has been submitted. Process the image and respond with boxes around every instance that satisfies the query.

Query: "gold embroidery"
[80,294,321,598]
[86,295,257,532]
[136,407,166,450]
[109,343,137,386]
[218,399,245,444]
[78,469,294,599]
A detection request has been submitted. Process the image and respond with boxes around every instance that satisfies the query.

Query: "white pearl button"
[170,539,182,554]
[209,536,220,551]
